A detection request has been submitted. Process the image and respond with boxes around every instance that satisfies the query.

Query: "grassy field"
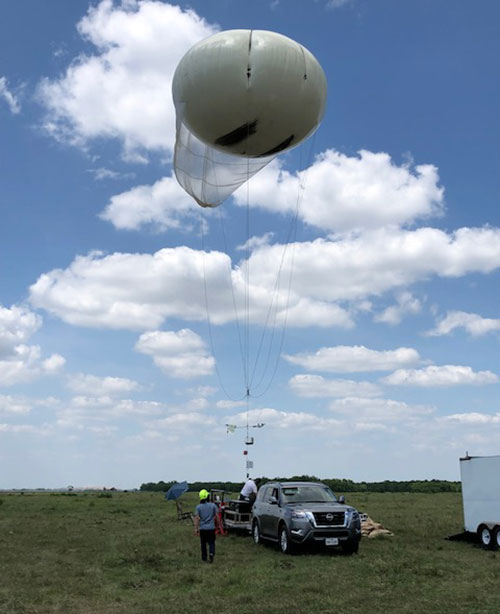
[1,490,499,614]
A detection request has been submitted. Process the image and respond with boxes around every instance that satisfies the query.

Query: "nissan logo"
[326,513,333,521]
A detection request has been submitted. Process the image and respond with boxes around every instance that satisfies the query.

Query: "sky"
[1,0,500,489]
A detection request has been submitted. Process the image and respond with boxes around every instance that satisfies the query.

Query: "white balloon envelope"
[172,29,327,207]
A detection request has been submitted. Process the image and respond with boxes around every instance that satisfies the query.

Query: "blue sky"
[1,0,500,489]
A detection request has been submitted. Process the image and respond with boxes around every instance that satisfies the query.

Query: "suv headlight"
[345,509,360,524]
[291,510,314,522]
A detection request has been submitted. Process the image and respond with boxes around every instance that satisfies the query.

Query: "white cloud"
[0,305,41,357]
[0,345,65,386]
[374,291,422,325]
[289,374,382,398]
[150,411,216,429]
[441,412,500,425]
[56,396,164,430]
[99,147,443,236]
[42,355,66,373]
[329,396,433,423]
[0,305,65,387]
[135,329,215,378]
[226,407,341,430]
[278,297,353,328]
[0,395,32,415]
[71,395,116,409]
[0,424,47,434]
[382,365,498,387]
[67,373,141,396]
[224,404,441,441]
[89,167,135,181]
[103,398,163,416]
[326,0,353,8]
[426,310,500,337]
[0,76,21,114]
[284,345,420,373]
[248,226,500,304]
[225,404,437,441]
[237,233,275,252]
[184,385,217,398]
[216,399,246,410]
[99,174,198,231]
[28,247,352,330]
[186,397,210,411]
[234,150,444,233]
[29,225,500,332]
[37,0,216,157]
[29,248,222,330]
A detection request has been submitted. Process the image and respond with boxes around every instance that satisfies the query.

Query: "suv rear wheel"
[252,520,261,545]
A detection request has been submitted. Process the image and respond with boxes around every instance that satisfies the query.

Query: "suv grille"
[313,511,345,526]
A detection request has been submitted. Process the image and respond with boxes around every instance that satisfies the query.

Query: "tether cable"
[248,131,317,397]
[200,212,247,402]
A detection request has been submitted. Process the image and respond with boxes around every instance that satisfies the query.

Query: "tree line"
[140,475,461,494]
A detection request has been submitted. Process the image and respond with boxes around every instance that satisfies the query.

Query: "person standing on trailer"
[194,489,220,563]
[239,477,258,504]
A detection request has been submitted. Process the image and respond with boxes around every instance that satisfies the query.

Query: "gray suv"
[252,481,361,554]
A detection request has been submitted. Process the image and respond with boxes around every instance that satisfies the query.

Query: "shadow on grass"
[249,534,358,558]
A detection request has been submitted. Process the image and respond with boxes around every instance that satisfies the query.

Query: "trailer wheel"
[493,527,500,549]
[478,525,493,548]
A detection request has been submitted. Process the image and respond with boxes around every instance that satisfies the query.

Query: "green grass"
[1,491,499,613]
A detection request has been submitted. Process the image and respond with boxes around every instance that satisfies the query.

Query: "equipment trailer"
[460,454,500,548]
[222,499,252,532]
[211,490,252,533]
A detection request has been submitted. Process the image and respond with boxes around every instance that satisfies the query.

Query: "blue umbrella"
[165,481,189,500]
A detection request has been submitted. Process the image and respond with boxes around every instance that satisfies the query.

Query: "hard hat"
[199,489,209,500]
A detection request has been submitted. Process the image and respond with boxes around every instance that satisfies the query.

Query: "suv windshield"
[281,485,337,503]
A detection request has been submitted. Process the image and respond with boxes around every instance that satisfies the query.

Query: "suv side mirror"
[338,495,346,504]
[269,496,278,505]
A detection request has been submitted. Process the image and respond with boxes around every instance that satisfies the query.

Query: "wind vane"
[225,422,265,441]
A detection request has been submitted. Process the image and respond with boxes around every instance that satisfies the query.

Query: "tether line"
[200,212,247,402]
[248,130,317,397]
[199,94,319,401]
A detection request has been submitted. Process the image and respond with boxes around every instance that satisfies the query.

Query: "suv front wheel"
[279,524,294,554]
[341,538,359,555]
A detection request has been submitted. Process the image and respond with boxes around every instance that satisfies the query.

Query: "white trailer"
[460,454,500,548]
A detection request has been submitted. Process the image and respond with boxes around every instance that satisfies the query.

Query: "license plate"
[325,538,339,546]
